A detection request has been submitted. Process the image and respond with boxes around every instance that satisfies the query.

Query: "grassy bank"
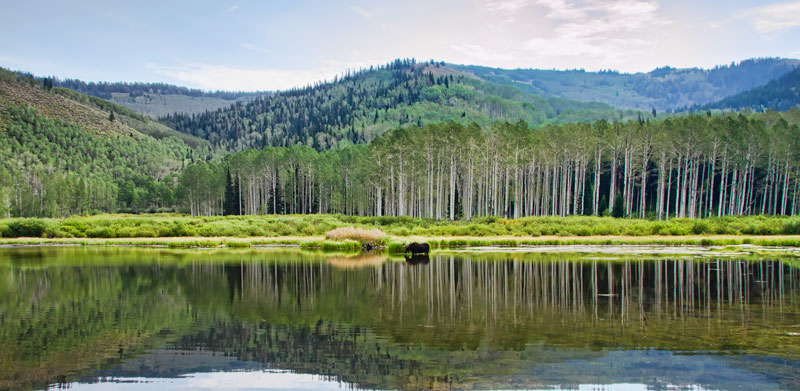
[1,214,800,250]
[3,235,800,251]
[2,214,800,239]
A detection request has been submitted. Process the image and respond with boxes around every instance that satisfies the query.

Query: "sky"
[1,0,799,91]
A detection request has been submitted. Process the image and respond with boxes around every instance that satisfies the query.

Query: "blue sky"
[1,0,799,91]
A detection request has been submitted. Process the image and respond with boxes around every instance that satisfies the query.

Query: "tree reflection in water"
[1,248,798,390]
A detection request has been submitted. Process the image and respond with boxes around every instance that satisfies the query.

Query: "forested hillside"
[177,111,800,220]
[457,58,799,112]
[699,67,800,112]
[0,69,203,217]
[161,59,642,151]
[3,60,800,220]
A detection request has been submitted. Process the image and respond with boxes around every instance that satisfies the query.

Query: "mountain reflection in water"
[0,247,798,390]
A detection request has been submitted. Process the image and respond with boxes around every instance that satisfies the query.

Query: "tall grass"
[1,213,799,239]
[325,226,387,245]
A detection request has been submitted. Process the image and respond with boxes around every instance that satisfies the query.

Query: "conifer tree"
[223,168,240,215]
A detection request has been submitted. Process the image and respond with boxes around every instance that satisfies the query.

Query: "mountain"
[35,76,265,118]
[698,67,800,112]
[0,67,205,217]
[454,58,800,112]
[160,59,643,151]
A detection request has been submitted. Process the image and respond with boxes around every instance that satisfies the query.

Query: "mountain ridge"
[698,67,800,112]
[453,57,800,111]
[159,59,643,151]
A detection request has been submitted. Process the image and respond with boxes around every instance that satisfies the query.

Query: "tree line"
[176,111,800,219]
[3,97,799,219]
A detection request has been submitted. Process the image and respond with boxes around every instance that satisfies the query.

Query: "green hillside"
[160,59,643,150]
[0,68,205,217]
[456,58,800,111]
[699,67,800,112]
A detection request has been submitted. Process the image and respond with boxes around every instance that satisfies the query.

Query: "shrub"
[6,219,49,238]
[783,219,800,235]
[325,226,387,245]
[386,242,406,254]
[691,221,711,235]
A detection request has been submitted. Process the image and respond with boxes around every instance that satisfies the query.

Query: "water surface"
[1,247,799,390]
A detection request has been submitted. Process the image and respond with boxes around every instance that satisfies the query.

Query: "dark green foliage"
[699,67,800,112]
[611,193,625,218]
[6,218,49,237]
[223,168,240,216]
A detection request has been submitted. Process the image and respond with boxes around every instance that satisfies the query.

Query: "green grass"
[2,214,800,239]
[1,214,800,249]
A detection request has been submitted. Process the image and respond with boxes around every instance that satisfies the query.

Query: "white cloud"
[498,0,670,66]
[240,43,271,55]
[147,64,346,91]
[349,5,371,18]
[449,43,520,63]
[534,0,587,20]
[227,5,239,12]
[485,0,531,12]
[745,1,800,33]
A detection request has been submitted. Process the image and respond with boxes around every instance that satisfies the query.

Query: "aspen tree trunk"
[762,157,773,214]
[718,157,728,217]
[708,144,717,217]
[594,147,601,216]
[781,161,790,215]
[622,146,630,217]
[792,167,799,216]
[747,165,756,215]
[449,154,456,221]
[666,159,673,220]
[609,148,617,216]
[728,169,738,216]
[639,142,649,219]
[376,185,382,216]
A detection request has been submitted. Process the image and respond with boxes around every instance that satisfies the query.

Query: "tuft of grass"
[321,240,361,252]
[386,242,406,254]
[325,226,387,245]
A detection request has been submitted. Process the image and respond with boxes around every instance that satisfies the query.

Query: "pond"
[1,247,799,390]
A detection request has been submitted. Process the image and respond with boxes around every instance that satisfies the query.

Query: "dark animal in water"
[405,242,430,255]
[404,254,430,265]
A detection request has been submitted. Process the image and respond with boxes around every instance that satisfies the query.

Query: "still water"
[1,247,799,390]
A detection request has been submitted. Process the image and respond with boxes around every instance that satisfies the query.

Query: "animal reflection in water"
[404,254,430,265]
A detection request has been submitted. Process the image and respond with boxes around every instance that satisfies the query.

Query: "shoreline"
[2,234,800,249]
